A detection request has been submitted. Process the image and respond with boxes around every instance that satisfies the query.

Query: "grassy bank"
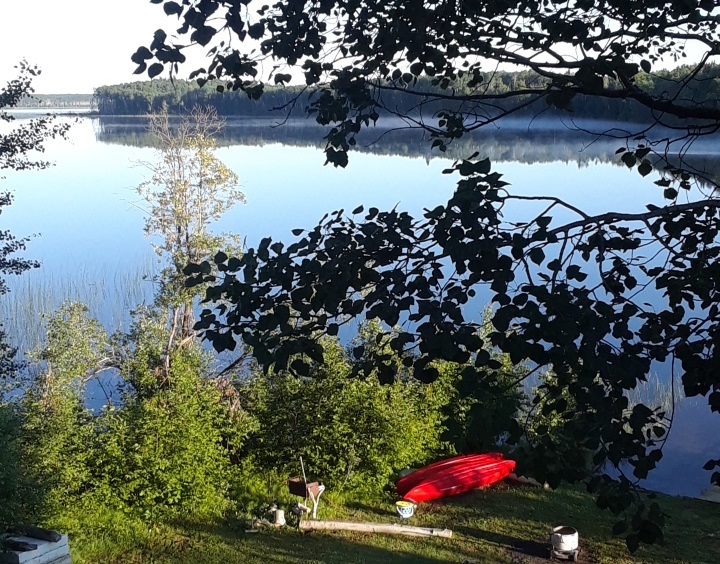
[56,482,719,564]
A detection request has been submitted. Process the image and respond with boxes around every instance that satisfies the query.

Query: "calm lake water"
[2,112,718,498]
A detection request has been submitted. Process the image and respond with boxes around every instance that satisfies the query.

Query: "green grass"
[54,483,720,563]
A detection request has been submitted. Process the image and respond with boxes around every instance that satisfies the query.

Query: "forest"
[94,65,720,122]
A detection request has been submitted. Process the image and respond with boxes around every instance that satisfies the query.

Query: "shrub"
[438,353,528,454]
[16,304,255,523]
[93,317,254,521]
[19,302,104,518]
[239,335,451,493]
[0,402,31,526]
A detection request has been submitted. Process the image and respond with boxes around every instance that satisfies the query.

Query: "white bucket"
[395,501,415,519]
[273,509,286,526]
[550,525,579,552]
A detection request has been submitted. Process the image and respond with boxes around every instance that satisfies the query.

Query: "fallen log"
[299,520,452,538]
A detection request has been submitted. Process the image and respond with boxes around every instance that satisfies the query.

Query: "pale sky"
[0,1,711,95]
[0,0,181,94]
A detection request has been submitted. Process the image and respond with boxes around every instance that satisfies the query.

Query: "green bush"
[92,327,251,521]
[239,335,451,493]
[15,303,255,523]
[438,353,527,454]
[20,389,97,518]
[0,402,30,526]
[19,302,104,518]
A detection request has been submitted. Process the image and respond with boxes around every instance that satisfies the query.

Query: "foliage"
[137,0,720,167]
[6,303,254,524]
[0,98,250,528]
[187,152,719,550]
[93,348,237,520]
[523,369,580,451]
[17,303,107,517]
[138,106,244,346]
[240,331,450,493]
[88,310,253,521]
[0,402,31,526]
[439,353,527,455]
[1,61,70,172]
[29,301,111,385]
[95,78,309,116]
[97,65,720,127]
[20,387,96,519]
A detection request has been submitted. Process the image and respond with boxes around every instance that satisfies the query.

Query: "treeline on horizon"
[94,64,720,123]
[17,93,93,107]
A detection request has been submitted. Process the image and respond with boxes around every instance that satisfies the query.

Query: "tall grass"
[626,374,685,413]
[0,259,156,364]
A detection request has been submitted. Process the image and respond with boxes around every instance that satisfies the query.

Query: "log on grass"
[299,520,452,538]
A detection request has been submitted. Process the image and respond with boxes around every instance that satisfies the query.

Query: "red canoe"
[396,453,515,503]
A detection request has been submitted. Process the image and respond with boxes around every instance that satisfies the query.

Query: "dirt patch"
[507,540,595,563]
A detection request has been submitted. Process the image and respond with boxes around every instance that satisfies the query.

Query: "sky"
[0,1,711,95]
[0,0,180,94]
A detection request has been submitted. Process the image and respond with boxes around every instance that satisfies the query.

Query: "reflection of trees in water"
[94,116,720,184]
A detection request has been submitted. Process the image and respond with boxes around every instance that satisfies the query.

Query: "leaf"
[211,331,236,352]
[163,1,183,16]
[547,259,562,272]
[703,459,719,471]
[640,60,651,73]
[638,160,653,177]
[529,247,545,265]
[131,46,153,64]
[566,264,586,281]
[621,152,636,168]
[290,358,310,376]
[536,216,552,228]
[148,63,164,79]
[191,25,216,47]
[274,73,292,84]
[248,23,265,39]
[613,520,628,536]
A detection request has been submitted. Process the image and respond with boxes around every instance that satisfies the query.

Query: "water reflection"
[94,115,720,188]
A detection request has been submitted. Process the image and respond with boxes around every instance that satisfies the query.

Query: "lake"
[1,111,718,498]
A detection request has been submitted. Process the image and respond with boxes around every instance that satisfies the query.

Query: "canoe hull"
[396,453,504,498]
[397,453,515,504]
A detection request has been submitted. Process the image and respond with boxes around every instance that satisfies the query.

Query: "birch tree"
[138,106,244,357]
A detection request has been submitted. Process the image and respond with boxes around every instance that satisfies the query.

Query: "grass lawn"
[59,481,720,563]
